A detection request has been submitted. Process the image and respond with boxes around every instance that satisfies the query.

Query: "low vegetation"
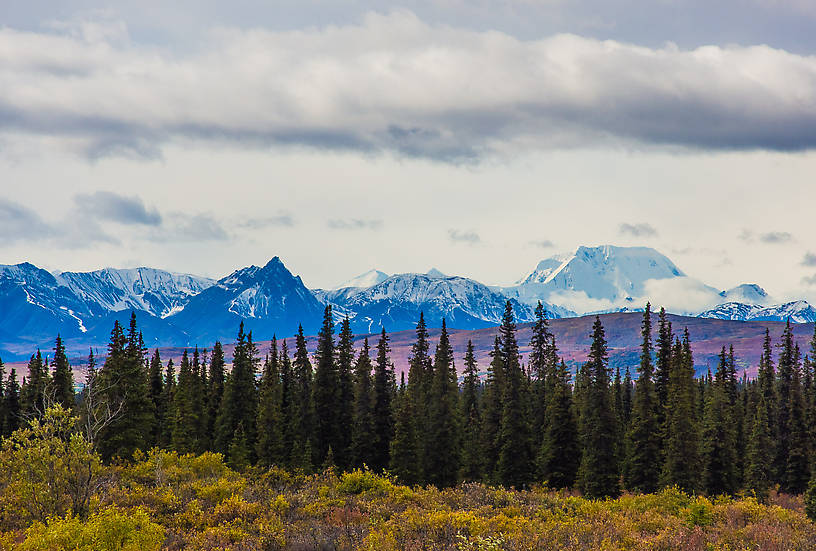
[2,411,815,550]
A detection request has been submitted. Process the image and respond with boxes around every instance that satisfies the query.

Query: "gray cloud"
[759,231,793,244]
[238,214,295,229]
[4,13,816,162]
[327,219,383,230]
[619,223,658,238]
[449,229,481,244]
[803,274,816,286]
[152,213,229,242]
[738,230,793,244]
[529,239,555,249]
[76,191,162,225]
[0,199,56,243]
[0,197,119,248]
[802,252,816,266]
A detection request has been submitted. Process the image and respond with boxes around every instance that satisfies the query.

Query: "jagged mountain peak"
[425,268,447,278]
[57,266,214,319]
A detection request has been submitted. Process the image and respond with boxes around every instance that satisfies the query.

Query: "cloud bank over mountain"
[3,12,816,162]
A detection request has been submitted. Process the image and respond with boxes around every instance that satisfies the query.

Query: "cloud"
[529,239,555,249]
[0,199,56,242]
[758,231,793,244]
[619,222,658,238]
[642,277,722,314]
[803,274,816,286]
[238,214,295,229]
[802,252,816,266]
[448,229,481,244]
[76,191,162,225]
[327,219,383,230]
[0,197,119,248]
[151,213,229,242]
[739,230,794,244]
[738,230,753,242]
[4,12,816,161]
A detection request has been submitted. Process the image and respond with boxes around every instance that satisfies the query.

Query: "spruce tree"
[335,317,355,469]
[256,337,284,467]
[4,367,20,436]
[371,328,395,472]
[408,312,433,482]
[480,337,504,482]
[51,335,75,410]
[745,391,773,501]
[190,347,207,451]
[160,359,176,448]
[805,471,816,520]
[351,338,376,468]
[727,346,745,488]
[625,304,661,493]
[96,314,154,460]
[21,350,48,418]
[147,349,164,447]
[613,366,623,458]
[459,340,483,481]
[207,342,226,440]
[313,306,339,465]
[288,325,315,469]
[701,347,738,495]
[214,322,260,461]
[279,340,294,463]
[785,351,809,494]
[389,381,421,485]
[172,350,198,454]
[775,320,795,486]
[655,307,673,419]
[577,316,620,498]
[757,330,778,481]
[529,302,553,453]
[661,337,700,492]
[496,302,533,488]
[228,422,251,471]
[622,366,633,428]
[426,319,460,487]
[538,360,580,489]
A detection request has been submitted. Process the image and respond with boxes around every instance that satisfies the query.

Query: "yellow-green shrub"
[338,469,394,495]
[18,507,164,551]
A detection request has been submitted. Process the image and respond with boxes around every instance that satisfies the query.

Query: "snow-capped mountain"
[0,263,95,338]
[719,284,771,306]
[501,245,714,314]
[168,257,325,344]
[333,269,390,290]
[57,267,214,319]
[2,246,815,361]
[700,301,816,323]
[319,271,567,334]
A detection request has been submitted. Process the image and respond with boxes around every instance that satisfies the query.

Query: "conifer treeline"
[2,304,816,500]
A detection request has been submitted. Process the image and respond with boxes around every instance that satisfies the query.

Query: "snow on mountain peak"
[57,267,215,319]
[333,269,390,290]
[508,245,689,313]
[426,268,447,278]
[720,283,770,305]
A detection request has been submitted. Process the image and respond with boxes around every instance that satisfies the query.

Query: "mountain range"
[1,245,813,361]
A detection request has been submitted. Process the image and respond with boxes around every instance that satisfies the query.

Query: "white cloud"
[642,277,721,314]
[2,12,816,162]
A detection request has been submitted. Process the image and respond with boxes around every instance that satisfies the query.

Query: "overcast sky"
[1,1,816,301]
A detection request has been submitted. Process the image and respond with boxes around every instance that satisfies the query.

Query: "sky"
[1,0,816,301]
